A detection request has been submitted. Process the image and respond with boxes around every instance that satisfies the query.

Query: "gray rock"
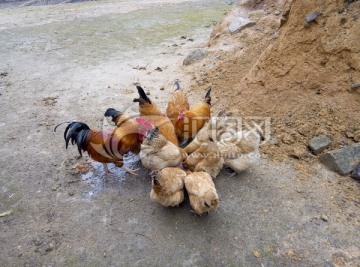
[183,49,207,66]
[351,83,360,90]
[350,163,360,181]
[305,11,320,24]
[321,215,328,222]
[228,17,256,34]
[309,135,331,155]
[305,11,320,28]
[320,143,360,175]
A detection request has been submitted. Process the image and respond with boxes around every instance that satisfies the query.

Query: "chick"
[140,127,184,171]
[150,167,186,207]
[184,142,224,178]
[184,172,219,215]
[218,130,260,173]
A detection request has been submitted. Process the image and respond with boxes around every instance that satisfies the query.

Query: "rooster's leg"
[122,166,139,175]
[102,163,110,174]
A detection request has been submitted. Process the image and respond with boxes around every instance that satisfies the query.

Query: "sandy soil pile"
[186,0,360,163]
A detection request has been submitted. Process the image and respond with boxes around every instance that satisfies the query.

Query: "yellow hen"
[184,172,219,215]
[150,167,186,207]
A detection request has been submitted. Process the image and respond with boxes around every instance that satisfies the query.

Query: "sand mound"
[187,0,360,161]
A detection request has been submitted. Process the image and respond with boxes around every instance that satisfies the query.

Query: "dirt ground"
[0,0,359,266]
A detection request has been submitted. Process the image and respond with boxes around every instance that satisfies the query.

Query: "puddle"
[80,153,143,198]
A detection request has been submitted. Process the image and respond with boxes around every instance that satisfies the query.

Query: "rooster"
[175,87,211,142]
[166,80,190,129]
[184,171,219,215]
[150,167,186,207]
[133,85,179,146]
[55,108,151,174]
[139,126,186,171]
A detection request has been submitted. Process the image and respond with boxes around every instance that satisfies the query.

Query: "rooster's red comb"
[135,117,154,130]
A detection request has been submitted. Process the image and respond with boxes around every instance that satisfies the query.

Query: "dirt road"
[0,0,359,266]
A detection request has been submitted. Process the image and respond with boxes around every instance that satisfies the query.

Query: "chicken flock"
[55,83,261,215]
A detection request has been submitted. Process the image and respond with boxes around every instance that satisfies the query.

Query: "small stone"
[274,10,281,15]
[51,183,61,191]
[345,131,354,138]
[253,250,261,258]
[180,36,186,39]
[108,86,110,88]
[155,67,162,72]
[183,49,207,66]
[146,91,150,96]
[188,38,194,42]
[228,17,256,34]
[68,191,75,196]
[278,133,295,145]
[350,163,360,181]
[290,147,307,159]
[351,83,360,90]
[321,215,328,222]
[305,11,320,27]
[320,143,360,175]
[160,87,165,91]
[45,243,54,252]
[309,135,331,155]
[287,249,295,257]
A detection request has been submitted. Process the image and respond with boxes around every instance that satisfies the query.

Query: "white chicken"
[218,130,260,173]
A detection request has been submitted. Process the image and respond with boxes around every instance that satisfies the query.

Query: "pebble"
[351,83,360,90]
[228,17,256,34]
[253,250,261,258]
[320,143,360,175]
[305,11,320,27]
[183,48,208,66]
[321,215,329,222]
[350,163,360,180]
[308,135,331,155]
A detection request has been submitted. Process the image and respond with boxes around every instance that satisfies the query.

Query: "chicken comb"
[135,117,154,130]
